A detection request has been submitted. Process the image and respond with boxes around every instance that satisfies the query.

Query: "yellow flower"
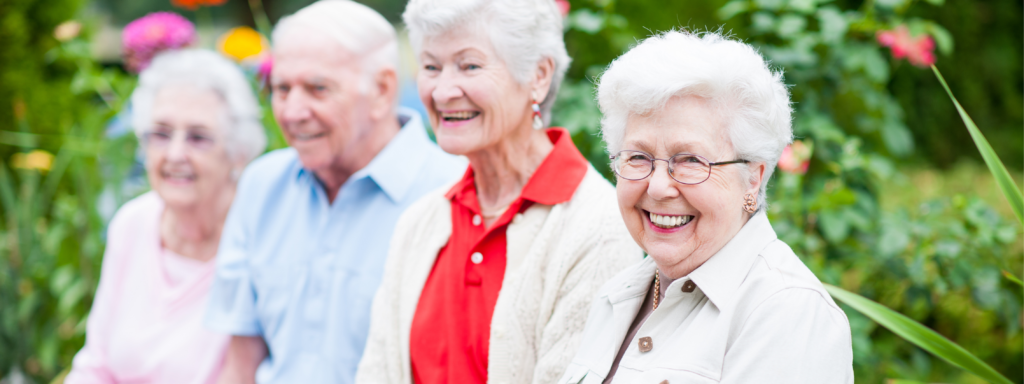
[217,26,268,62]
[11,150,55,172]
[54,20,82,42]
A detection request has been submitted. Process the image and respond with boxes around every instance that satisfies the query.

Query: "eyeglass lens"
[613,151,711,184]
[143,129,216,152]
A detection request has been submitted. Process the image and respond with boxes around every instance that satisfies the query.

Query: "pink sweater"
[67,192,229,384]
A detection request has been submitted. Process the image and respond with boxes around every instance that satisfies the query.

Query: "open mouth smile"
[440,110,480,122]
[645,210,694,229]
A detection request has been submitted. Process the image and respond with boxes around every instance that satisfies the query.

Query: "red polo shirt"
[409,128,589,384]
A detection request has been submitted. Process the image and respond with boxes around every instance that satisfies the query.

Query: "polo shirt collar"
[296,107,431,204]
[687,211,777,309]
[444,127,589,206]
[519,127,589,205]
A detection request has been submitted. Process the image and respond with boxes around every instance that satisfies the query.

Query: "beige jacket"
[558,212,853,384]
[356,166,643,384]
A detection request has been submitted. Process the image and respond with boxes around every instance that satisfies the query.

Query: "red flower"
[555,0,570,17]
[876,26,936,67]
[257,56,273,90]
[171,0,227,10]
[778,140,812,175]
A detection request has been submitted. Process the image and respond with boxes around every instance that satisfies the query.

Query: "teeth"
[441,111,479,120]
[293,132,324,140]
[649,212,693,228]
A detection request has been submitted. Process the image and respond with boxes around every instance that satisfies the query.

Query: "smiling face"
[417,27,535,155]
[271,32,372,172]
[145,85,236,209]
[616,95,763,278]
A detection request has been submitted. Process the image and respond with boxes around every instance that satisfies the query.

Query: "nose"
[276,90,313,126]
[646,161,681,200]
[165,132,189,162]
[430,68,464,105]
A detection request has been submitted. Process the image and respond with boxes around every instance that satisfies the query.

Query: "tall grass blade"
[825,284,1013,384]
[932,66,1023,225]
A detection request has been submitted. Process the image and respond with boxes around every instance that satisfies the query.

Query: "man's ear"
[370,66,399,121]
[530,57,556,103]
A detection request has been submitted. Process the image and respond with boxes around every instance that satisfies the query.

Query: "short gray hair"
[597,30,793,212]
[403,0,571,125]
[273,0,399,90]
[132,49,267,164]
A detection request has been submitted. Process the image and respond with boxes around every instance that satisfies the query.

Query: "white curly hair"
[402,0,571,125]
[131,49,267,165]
[597,30,793,212]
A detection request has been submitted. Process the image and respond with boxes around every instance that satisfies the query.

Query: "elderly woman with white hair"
[556,31,854,384]
[66,49,265,384]
[356,0,641,383]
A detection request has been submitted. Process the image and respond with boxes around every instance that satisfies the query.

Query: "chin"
[156,188,200,208]
[434,135,479,156]
[295,151,333,173]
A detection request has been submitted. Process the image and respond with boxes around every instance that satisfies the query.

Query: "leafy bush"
[0,0,137,380]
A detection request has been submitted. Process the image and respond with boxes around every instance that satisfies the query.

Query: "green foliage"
[553,0,1022,382]
[0,0,137,380]
[932,66,1023,225]
[826,283,1012,384]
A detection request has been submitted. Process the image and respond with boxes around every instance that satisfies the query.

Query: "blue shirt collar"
[294,108,434,204]
[352,107,433,203]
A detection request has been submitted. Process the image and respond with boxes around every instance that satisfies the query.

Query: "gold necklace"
[653,269,661,310]
[480,203,512,218]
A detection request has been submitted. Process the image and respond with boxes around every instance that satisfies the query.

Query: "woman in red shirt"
[355,0,642,383]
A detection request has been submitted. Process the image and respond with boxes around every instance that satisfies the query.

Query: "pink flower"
[876,26,935,68]
[257,56,273,89]
[778,140,812,175]
[122,12,196,73]
[555,0,570,17]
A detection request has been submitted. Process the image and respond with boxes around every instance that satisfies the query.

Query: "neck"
[467,127,553,212]
[315,115,401,203]
[161,187,235,262]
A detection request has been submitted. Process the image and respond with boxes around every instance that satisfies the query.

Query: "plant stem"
[196,7,214,48]
[247,0,273,38]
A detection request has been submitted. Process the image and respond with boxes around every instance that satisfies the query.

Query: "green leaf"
[568,9,605,34]
[932,66,1024,225]
[824,284,1013,384]
[925,22,954,56]
[717,0,749,20]
[1002,270,1023,287]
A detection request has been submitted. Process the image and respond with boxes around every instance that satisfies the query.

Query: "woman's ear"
[746,162,766,197]
[531,57,556,103]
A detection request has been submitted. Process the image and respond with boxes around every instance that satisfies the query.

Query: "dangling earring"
[743,193,757,213]
[532,99,544,130]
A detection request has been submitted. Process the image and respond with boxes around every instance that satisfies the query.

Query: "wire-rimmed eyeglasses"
[609,150,749,185]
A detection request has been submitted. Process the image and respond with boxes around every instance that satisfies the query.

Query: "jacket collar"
[603,212,777,310]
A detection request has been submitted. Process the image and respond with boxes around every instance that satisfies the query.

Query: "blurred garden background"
[0,0,1021,382]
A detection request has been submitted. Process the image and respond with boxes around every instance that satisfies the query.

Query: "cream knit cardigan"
[356,166,643,384]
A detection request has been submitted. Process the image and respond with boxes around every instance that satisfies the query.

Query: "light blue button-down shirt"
[205,108,465,383]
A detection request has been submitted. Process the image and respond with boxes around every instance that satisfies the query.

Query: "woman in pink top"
[66,49,266,384]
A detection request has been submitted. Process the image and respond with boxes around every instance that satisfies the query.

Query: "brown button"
[681,280,697,293]
[638,336,653,352]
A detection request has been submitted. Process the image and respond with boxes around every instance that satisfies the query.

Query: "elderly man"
[204,1,464,383]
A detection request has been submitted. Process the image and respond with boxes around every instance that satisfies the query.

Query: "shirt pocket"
[633,368,720,384]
